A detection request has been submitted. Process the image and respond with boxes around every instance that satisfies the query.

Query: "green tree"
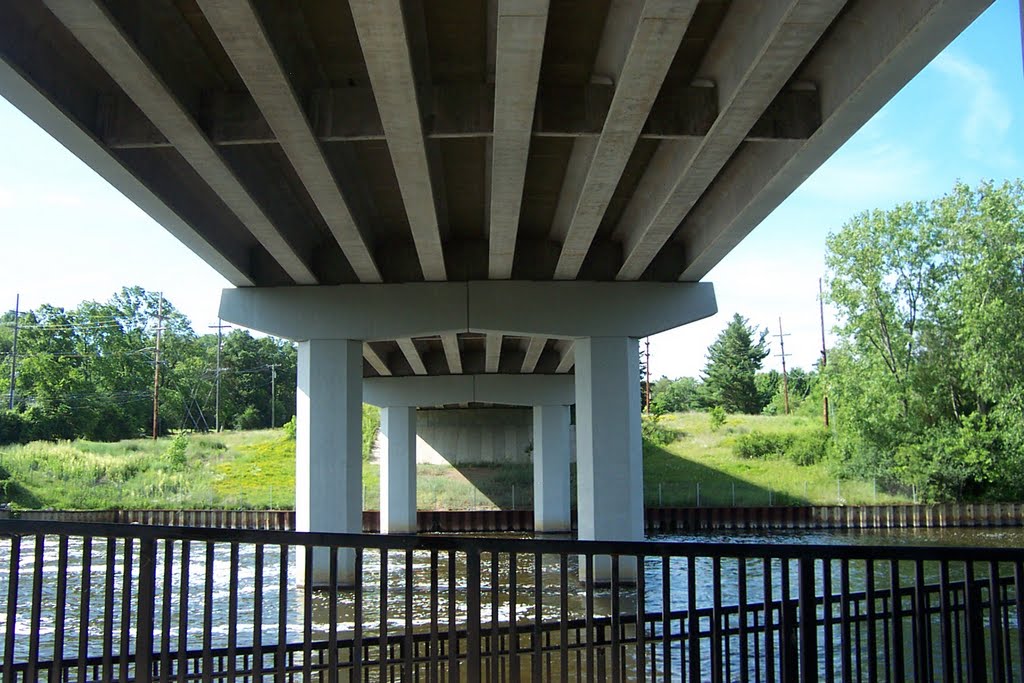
[826,179,1024,499]
[650,376,702,413]
[701,314,769,414]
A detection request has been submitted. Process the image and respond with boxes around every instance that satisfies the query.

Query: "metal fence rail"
[1,520,1023,682]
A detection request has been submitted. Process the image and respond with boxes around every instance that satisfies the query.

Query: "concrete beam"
[552,0,698,279]
[675,0,994,281]
[466,281,717,338]
[101,83,820,148]
[220,281,717,340]
[396,338,428,376]
[350,0,446,281]
[555,341,575,374]
[485,333,503,373]
[0,58,253,287]
[488,0,548,279]
[440,332,463,374]
[40,0,317,285]
[363,374,575,408]
[197,0,382,284]
[521,337,547,373]
[363,343,392,376]
[613,0,845,280]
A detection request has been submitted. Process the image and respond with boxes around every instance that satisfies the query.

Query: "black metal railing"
[1,519,1023,682]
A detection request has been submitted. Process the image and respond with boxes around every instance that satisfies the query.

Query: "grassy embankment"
[0,412,909,510]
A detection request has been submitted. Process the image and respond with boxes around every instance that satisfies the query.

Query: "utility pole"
[819,278,830,427]
[152,293,163,440]
[774,317,791,415]
[269,363,278,428]
[7,294,19,410]
[208,320,230,432]
[643,337,651,413]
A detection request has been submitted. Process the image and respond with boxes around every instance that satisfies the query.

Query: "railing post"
[466,548,482,681]
[135,537,158,683]
[963,563,988,683]
[798,557,818,683]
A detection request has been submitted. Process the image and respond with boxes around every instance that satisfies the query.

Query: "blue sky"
[0,0,1021,379]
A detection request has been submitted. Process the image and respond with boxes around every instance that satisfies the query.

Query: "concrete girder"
[488,0,549,279]
[196,0,382,284]
[350,0,447,282]
[612,0,846,281]
[39,0,318,285]
[675,0,995,281]
[363,343,392,376]
[218,281,717,341]
[440,332,463,374]
[484,333,503,373]
[363,374,575,408]
[521,337,547,373]
[0,59,254,287]
[99,84,822,150]
[555,341,575,374]
[396,338,428,376]
[551,0,698,279]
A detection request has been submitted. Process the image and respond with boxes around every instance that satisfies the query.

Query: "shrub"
[362,405,381,460]
[708,406,727,432]
[282,415,297,440]
[165,433,189,469]
[787,429,830,466]
[0,410,28,446]
[735,431,793,459]
[232,406,263,431]
[642,413,676,446]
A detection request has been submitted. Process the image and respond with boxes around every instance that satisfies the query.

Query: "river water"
[2,526,1022,668]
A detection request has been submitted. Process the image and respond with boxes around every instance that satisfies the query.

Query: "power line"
[208,320,231,432]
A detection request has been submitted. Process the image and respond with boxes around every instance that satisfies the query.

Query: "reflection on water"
[1,526,1022,667]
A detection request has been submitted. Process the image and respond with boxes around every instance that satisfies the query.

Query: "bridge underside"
[0,0,993,579]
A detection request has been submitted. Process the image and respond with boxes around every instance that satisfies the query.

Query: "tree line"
[0,286,296,444]
[645,313,823,419]
[648,180,1024,502]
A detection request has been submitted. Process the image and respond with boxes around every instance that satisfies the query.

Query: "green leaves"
[701,313,770,414]
[826,179,1024,500]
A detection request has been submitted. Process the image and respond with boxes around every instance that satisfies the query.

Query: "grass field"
[0,412,912,510]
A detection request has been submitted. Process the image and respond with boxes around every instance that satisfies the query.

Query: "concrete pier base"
[381,406,418,534]
[574,337,644,583]
[532,404,571,533]
[295,339,363,587]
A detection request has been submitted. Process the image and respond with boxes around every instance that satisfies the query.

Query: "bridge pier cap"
[218,281,717,341]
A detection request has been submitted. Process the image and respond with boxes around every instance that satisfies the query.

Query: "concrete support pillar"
[296,339,363,587]
[532,405,571,533]
[574,336,644,583]
[380,406,418,534]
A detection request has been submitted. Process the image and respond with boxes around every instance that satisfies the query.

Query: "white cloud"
[800,138,934,207]
[932,51,1014,165]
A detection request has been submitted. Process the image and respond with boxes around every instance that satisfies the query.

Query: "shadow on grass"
[1,480,43,509]
[423,439,811,511]
[643,441,810,507]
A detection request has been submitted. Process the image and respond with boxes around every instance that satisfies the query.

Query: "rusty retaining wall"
[2,504,1023,533]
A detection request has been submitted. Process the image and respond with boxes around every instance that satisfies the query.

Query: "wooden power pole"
[152,293,163,440]
[644,337,651,413]
[208,320,230,432]
[7,294,19,410]
[774,317,791,415]
[819,278,830,427]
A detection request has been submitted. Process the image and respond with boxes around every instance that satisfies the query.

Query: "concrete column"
[380,406,418,533]
[296,339,363,587]
[574,336,644,583]
[532,405,571,533]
